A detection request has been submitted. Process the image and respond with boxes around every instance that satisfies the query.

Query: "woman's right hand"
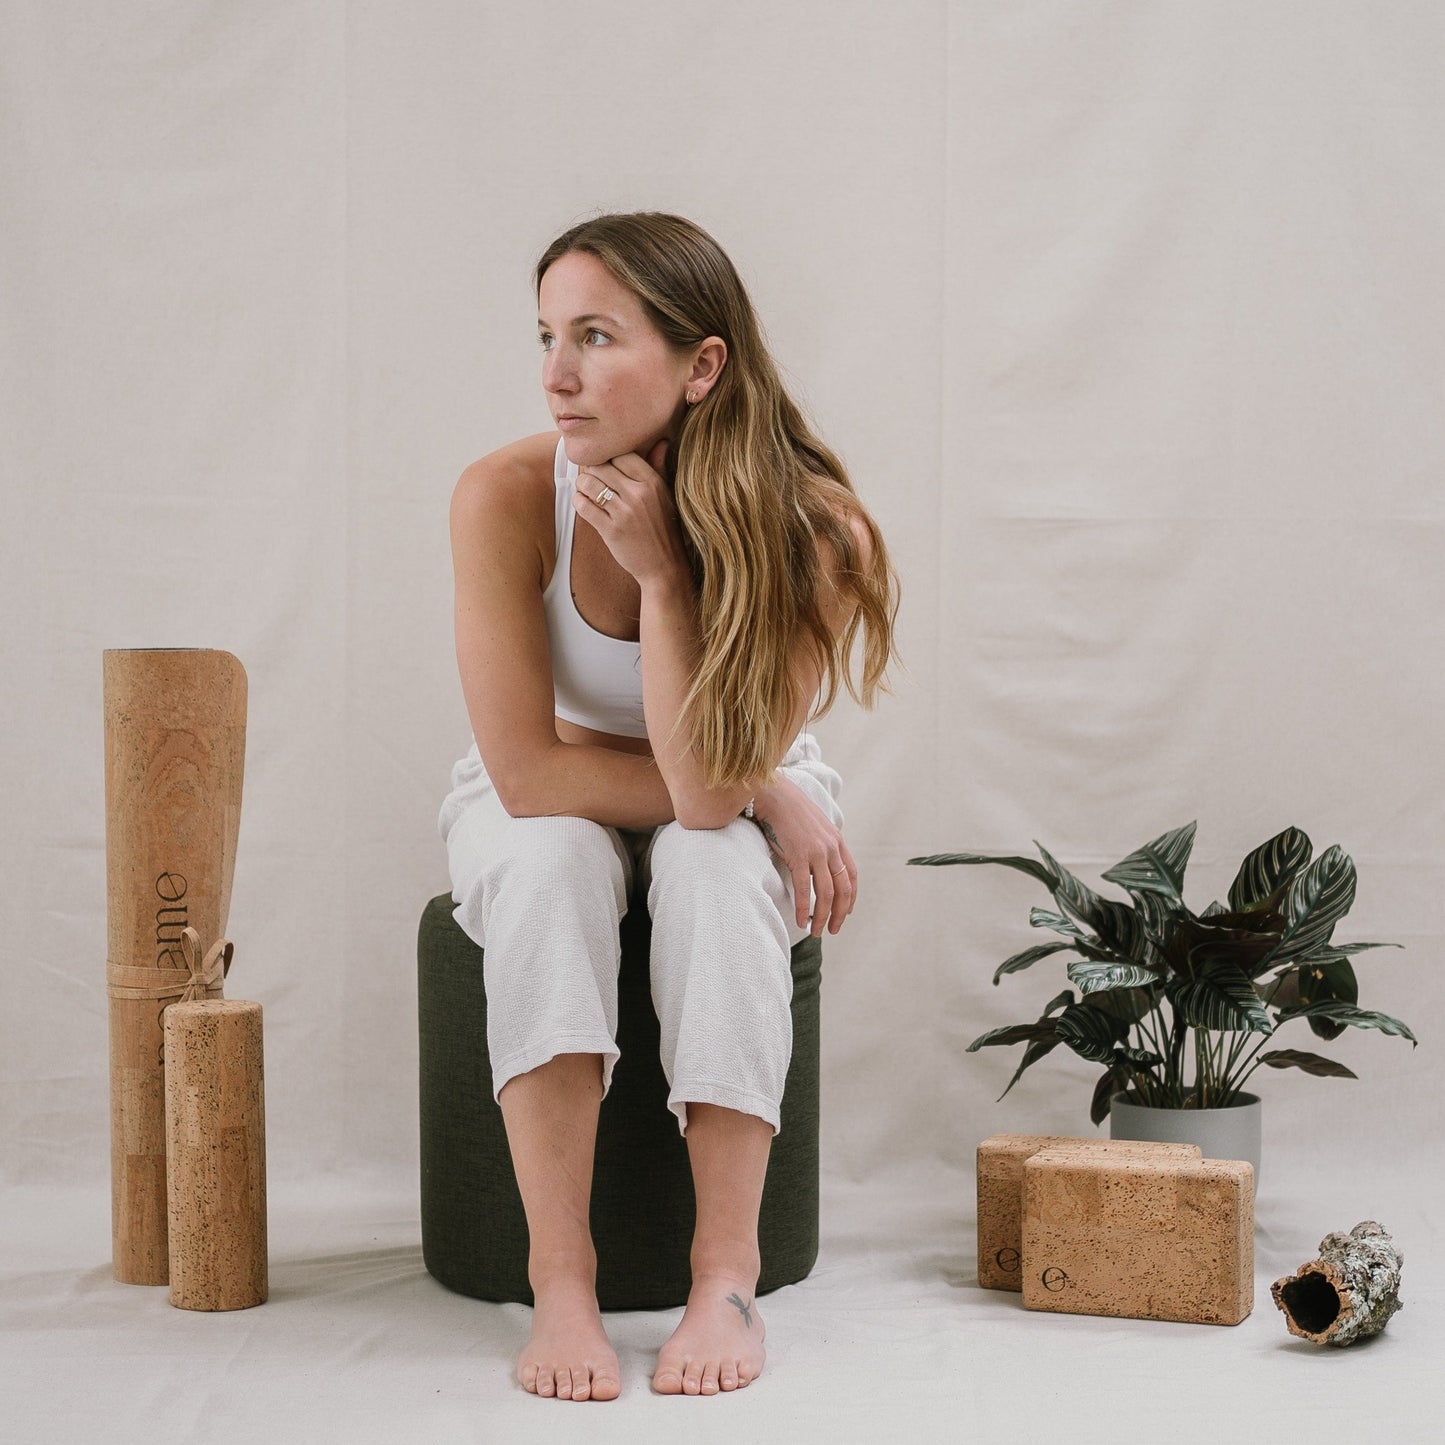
[750,774,857,937]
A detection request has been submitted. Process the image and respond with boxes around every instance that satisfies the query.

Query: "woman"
[439,212,898,1401]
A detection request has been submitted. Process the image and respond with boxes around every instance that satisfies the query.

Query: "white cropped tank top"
[541,438,648,737]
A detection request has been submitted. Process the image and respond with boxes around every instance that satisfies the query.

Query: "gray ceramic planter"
[1109,1091,1262,1187]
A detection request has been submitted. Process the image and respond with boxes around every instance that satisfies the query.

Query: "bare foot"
[652,1274,766,1395]
[517,1279,621,1402]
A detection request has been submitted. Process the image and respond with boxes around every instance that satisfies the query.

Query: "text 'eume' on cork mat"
[1021,1147,1255,1326]
[976,1135,1201,1292]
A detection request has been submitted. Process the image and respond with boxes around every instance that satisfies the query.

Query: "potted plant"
[908,822,1415,1171]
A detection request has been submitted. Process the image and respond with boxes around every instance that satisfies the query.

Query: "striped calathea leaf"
[1227,827,1313,912]
[1302,940,1403,959]
[1100,821,1197,904]
[1269,939,1401,980]
[1266,845,1358,968]
[1026,911,1126,965]
[966,990,1075,1100]
[1115,1043,1163,1068]
[1035,844,1148,961]
[996,1034,1060,1100]
[992,940,1076,986]
[906,851,1057,889]
[1126,890,1174,972]
[1169,959,1274,1033]
[1054,1003,1127,1064]
[1273,1001,1418,1045]
[1132,889,1174,940]
[1029,906,1085,938]
[1066,960,1160,996]
[1082,983,1156,1025]
[1257,1049,1358,1079]
[965,1021,1057,1051]
[1091,1067,1128,1125]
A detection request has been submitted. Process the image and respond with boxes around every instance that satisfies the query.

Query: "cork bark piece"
[164,999,268,1311]
[103,648,246,1284]
[977,1135,1201,1291]
[1021,1148,1254,1324]
[1272,1220,1403,1345]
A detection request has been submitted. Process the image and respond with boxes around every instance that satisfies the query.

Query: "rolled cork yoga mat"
[164,999,268,1310]
[104,648,246,1284]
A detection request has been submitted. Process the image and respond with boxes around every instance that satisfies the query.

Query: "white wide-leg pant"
[437,731,843,1135]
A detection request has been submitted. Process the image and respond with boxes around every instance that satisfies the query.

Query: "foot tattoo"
[726,1292,753,1328]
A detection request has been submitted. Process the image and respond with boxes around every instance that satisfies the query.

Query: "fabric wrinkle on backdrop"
[2,2,1441,1441]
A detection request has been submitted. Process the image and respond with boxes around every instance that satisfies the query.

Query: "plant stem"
[1228,1033,1273,1092]
[1221,1027,1256,1092]
[1168,1008,1188,1107]
[1131,1002,1169,1106]
[1137,1009,1166,1064]
[1214,970,1285,1098]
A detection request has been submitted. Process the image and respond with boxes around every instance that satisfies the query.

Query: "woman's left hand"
[751,774,858,937]
[574,439,689,587]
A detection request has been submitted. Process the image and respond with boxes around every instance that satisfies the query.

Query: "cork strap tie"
[106,925,233,1003]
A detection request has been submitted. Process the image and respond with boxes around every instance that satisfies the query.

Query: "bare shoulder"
[450,433,559,589]
[451,431,558,522]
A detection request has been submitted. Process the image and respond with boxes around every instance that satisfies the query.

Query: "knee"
[650,817,766,886]
[647,818,785,919]
[494,815,622,887]
[464,814,628,932]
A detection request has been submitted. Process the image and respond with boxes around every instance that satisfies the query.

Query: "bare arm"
[449,436,676,827]
[573,447,871,829]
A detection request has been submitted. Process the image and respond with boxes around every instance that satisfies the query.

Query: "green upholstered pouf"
[417,892,822,1310]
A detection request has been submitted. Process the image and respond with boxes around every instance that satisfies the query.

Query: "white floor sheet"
[4,1158,1437,1445]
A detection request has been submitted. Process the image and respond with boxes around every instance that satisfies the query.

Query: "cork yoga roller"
[976,1135,1202,1291]
[1021,1147,1254,1325]
[104,648,247,1284]
[164,1000,268,1310]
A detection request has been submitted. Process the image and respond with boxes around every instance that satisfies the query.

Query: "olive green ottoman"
[417,893,823,1310]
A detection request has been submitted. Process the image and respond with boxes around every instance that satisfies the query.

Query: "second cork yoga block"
[977,1135,1202,1291]
[1021,1147,1254,1325]
[164,999,268,1311]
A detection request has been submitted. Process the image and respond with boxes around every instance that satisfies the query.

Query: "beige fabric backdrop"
[3,0,1439,1189]
[1,3,1441,1435]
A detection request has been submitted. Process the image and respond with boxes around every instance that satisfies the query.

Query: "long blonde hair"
[536,212,901,788]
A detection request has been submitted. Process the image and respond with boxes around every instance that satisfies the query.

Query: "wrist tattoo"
[756,819,781,854]
[726,1292,754,1328]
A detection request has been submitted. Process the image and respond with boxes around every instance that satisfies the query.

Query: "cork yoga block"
[977,1135,1201,1291]
[164,1000,268,1311]
[104,648,246,1284]
[1021,1147,1254,1325]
